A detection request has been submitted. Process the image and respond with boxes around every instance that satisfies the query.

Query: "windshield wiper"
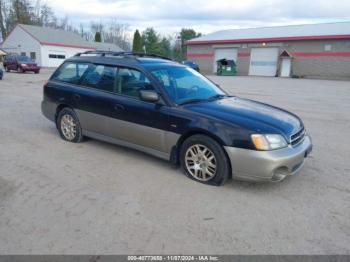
[178,98,209,105]
[178,94,232,106]
[207,94,231,101]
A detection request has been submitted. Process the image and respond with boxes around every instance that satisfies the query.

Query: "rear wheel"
[17,66,24,73]
[35,70,40,74]
[180,134,231,186]
[56,108,83,143]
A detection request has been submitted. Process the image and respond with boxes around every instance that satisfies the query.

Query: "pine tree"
[94,31,101,42]
[132,29,142,52]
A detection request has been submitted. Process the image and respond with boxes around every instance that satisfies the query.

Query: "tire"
[35,70,39,74]
[56,108,84,143]
[17,66,24,73]
[180,134,231,186]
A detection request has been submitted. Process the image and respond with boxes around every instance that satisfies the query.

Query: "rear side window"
[52,62,89,84]
[81,64,117,92]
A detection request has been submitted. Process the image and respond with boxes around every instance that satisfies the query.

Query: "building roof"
[187,22,350,45]
[19,24,95,49]
[17,24,123,51]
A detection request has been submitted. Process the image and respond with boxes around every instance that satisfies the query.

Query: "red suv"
[3,54,40,74]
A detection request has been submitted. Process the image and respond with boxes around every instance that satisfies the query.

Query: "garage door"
[214,48,238,73]
[249,48,279,76]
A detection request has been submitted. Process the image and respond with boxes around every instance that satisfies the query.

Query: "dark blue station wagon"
[42,51,312,185]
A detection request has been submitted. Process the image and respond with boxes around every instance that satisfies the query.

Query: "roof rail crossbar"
[75,51,172,60]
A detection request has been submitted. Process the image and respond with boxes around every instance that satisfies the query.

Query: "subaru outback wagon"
[42,51,312,185]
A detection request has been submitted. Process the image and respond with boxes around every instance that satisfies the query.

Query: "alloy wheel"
[185,144,217,181]
[60,114,77,141]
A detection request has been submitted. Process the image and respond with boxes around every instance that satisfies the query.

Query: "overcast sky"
[46,0,350,36]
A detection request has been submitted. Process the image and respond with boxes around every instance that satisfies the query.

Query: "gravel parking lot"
[0,68,349,255]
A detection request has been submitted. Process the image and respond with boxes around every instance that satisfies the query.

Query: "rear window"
[52,62,89,84]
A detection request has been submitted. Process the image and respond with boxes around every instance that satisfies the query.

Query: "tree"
[132,29,142,53]
[142,28,158,54]
[140,28,172,57]
[0,0,8,40]
[173,28,202,61]
[158,37,171,57]
[94,31,101,42]
[103,19,130,51]
[9,0,33,26]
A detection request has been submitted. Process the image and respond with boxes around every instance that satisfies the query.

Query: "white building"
[0,24,123,67]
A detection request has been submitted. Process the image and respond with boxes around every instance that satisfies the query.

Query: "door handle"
[72,94,81,101]
[114,104,125,111]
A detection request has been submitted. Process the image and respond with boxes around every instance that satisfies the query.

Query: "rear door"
[50,62,111,135]
[71,63,118,135]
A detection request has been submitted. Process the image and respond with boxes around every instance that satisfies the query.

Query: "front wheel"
[180,134,231,186]
[17,66,24,73]
[56,108,83,143]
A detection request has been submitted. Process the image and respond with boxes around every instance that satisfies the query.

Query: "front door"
[280,58,292,77]
[106,67,173,155]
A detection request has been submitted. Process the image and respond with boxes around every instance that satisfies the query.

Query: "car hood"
[182,97,302,138]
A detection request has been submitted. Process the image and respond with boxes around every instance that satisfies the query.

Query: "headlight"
[21,64,27,67]
[251,134,288,151]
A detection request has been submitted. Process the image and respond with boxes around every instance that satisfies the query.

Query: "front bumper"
[224,135,313,182]
[21,65,40,71]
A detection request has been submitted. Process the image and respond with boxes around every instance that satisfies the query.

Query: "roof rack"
[75,51,172,61]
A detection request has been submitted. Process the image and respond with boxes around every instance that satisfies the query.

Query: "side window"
[116,68,153,99]
[30,52,36,60]
[81,64,117,92]
[52,62,89,84]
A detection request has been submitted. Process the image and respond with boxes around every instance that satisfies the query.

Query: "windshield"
[151,66,225,105]
[17,56,32,62]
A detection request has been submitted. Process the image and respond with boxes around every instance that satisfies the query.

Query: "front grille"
[290,126,306,146]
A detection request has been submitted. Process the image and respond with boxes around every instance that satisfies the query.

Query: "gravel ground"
[0,68,349,255]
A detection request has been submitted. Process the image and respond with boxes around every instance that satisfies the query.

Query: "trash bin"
[216,59,237,76]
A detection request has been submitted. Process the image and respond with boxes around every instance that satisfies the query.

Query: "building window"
[20,52,26,56]
[324,44,332,51]
[49,54,66,59]
[30,52,36,60]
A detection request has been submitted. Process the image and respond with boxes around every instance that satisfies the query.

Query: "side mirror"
[140,90,159,103]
